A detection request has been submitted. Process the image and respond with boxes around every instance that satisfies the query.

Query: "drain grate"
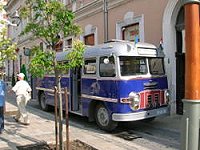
[114,131,142,141]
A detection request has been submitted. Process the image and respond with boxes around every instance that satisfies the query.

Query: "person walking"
[12,73,32,125]
[0,80,6,134]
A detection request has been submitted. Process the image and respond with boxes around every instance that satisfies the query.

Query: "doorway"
[70,67,81,112]
[175,7,185,115]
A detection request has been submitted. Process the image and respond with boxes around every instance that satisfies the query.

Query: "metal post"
[181,1,200,150]
[64,88,69,150]
[54,87,58,150]
[103,0,108,42]
[58,76,63,150]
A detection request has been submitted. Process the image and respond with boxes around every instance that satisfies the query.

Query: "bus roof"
[56,40,164,61]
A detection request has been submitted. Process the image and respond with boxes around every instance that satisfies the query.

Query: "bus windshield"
[148,58,165,75]
[119,56,147,76]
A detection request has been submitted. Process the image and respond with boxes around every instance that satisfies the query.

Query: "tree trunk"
[55,73,63,150]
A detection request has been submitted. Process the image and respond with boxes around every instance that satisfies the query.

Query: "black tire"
[39,92,50,111]
[95,104,118,132]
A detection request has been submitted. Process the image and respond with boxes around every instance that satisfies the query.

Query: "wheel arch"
[94,101,118,131]
[38,90,44,101]
[88,100,103,122]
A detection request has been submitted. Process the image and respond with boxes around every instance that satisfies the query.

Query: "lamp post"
[180,0,200,150]
[6,11,21,82]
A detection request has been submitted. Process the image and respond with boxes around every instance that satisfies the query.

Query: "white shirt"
[12,80,32,96]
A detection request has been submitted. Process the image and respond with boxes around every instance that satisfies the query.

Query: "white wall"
[163,0,183,114]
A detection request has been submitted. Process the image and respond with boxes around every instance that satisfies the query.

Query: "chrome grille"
[140,90,165,109]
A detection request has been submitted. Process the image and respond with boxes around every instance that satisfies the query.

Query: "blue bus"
[35,40,170,131]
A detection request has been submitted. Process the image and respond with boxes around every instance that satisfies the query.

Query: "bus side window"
[99,56,116,77]
[84,59,96,75]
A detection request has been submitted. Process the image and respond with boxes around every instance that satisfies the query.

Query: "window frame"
[84,33,95,46]
[83,58,97,76]
[119,56,148,76]
[99,56,116,77]
[148,57,165,75]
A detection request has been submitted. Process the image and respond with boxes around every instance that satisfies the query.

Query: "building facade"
[0,0,8,78]
[5,0,193,114]
[0,0,7,28]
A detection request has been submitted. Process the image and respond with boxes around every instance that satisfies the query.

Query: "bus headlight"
[164,90,170,104]
[129,92,140,111]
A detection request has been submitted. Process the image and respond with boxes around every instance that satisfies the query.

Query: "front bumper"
[112,106,169,121]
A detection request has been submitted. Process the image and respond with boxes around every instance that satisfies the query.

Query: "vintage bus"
[35,40,170,131]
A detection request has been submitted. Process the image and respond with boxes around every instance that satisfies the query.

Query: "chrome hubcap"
[97,107,109,126]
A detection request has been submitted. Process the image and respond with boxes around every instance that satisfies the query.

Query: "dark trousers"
[0,107,4,132]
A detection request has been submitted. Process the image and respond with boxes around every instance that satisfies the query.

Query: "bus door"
[70,67,81,112]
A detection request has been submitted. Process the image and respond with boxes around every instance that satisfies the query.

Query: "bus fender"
[88,101,100,122]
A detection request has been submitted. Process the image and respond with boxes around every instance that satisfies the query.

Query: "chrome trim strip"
[47,93,55,96]
[36,87,54,93]
[36,87,70,94]
[81,76,167,81]
[81,94,118,103]
[112,107,169,121]
[81,76,98,79]
[119,75,167,80]
[70,110,83,116]
[44,75,70,78]
[81,76,118,80]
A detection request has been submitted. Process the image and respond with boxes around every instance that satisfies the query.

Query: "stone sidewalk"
[0,91,182,150]
[0,93,65,150]
[1,92,136,150]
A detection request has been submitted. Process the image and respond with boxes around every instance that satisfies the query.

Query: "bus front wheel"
[39,92,50,111]
[95,104,118,132]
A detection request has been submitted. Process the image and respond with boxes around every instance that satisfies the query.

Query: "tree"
[20,64,28,81]
[20,0,83,76]
[20,0,85,149]
[0,4,17,81]
[0,28,17,66]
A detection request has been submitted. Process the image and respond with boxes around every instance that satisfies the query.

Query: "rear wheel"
[95,104,118,131]
[39,92,50,111]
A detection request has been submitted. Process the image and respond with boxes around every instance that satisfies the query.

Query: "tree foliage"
[20,1,85,148]
[0,4,17,69]
[20,0,84,78]
[20,64,28,81]
[20,0,81,49]
[0,28,17,63]
[29,40,85,77]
